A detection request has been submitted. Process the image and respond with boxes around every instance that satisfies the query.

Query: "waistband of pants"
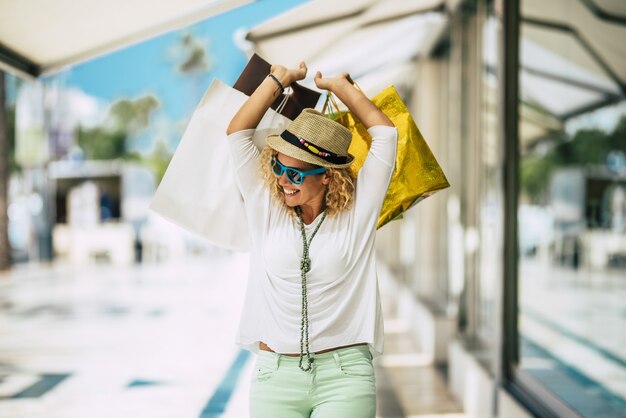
[257,344,372,370]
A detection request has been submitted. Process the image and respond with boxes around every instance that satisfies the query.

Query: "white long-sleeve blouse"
[227,124,398,359]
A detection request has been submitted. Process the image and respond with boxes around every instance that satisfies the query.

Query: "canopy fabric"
[244,0,625,139]
[0,0,253,78]
[241,0,447,94]
[521,0,626,119]
[482,0,625,145]
[595,0,626,16]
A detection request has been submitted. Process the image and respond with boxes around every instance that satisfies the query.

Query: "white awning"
[244,0,625,128]
[240,0,448,94]
[0,0,253,78]
[520,0,626,119]
[481,0,626,145]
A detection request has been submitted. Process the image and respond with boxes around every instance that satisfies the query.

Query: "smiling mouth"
[283,188,300,196]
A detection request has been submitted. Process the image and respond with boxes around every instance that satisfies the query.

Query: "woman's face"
[275,152,330,208]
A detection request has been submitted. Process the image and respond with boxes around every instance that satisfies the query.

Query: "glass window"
[517,0,626,416]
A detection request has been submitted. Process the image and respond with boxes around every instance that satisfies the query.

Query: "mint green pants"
[249,345,376,418]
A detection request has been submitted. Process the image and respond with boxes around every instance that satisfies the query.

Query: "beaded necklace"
[296,206,327,372]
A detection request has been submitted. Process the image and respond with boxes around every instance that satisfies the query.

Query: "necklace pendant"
[299,356,314,372]
[300,257,311,273]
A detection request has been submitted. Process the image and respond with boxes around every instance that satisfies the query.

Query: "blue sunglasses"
[271,157,327,185]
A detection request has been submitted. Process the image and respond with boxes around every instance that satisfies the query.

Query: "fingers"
[296,61,307,79]
[342,72,354,85]
[271,62,352,86]
[314,71,324,88]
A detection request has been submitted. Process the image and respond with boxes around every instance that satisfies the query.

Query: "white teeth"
[284,189,299,196]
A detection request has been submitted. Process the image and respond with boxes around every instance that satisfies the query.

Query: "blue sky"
[44,0,308,152]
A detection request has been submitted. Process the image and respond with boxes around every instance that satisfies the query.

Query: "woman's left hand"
[315,71,393,129]
[314,71,353,92]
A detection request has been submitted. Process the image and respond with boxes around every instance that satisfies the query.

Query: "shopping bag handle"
[276,92,289,114]
[321,75,364,123]
[322,92,339,116]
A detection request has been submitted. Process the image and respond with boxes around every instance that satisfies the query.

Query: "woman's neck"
[298,202,324,225]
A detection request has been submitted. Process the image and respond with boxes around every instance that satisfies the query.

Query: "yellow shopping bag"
[325,85,450,228]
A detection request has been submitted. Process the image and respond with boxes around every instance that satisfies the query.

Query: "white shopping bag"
[149,79,291,251]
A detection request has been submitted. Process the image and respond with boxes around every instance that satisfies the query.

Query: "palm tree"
[170,32,212,108]
[175,32,212,76]
[0,70,10,270]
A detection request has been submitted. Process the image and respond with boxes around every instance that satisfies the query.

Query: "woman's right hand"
[270,62,307,87]
[227,61,308,135]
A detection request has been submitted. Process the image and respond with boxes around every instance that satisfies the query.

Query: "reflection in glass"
[518,1,626,415]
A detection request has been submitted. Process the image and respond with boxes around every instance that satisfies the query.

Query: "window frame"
[499,0,606,417]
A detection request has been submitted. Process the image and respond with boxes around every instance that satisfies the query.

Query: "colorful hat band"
[280,130,349,165]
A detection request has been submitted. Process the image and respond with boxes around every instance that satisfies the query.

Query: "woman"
[226,61,397,418]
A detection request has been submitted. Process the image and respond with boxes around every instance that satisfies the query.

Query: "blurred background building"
[0,0,625,417]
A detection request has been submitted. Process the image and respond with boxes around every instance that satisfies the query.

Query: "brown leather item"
[259,341,368,356]
[233,53,321,121]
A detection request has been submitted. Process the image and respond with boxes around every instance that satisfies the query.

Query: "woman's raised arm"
[314,71,394,129]
[226,62,308,135]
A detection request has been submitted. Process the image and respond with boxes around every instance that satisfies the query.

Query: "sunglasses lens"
[271,157,305,185]
[271,158,282,176]
[287,169,302,184]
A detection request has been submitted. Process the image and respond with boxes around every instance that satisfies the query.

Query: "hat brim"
[266,134,354,169]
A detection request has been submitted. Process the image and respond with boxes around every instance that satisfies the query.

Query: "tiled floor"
[0,252,465,418]
[374,327,466,418]
[0,253,249,418]
[375,277,466,418]
[518,259,626,417]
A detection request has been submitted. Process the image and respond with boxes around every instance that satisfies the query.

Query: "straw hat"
[266,108,354,168]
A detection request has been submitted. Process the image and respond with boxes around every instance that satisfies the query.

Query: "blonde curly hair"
[259,147,356,216]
